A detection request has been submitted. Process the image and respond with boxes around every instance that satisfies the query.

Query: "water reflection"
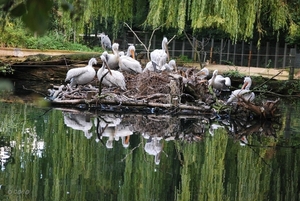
[60,108,283,166]
[1,101,300,200]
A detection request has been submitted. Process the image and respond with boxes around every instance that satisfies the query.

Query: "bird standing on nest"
[65,57,97,88]
[97,54,127,91]
[119,45,142,74]
[150,37,169,72]
[102,43,120,70]
[208,70,231,93]
[226,76,255,105]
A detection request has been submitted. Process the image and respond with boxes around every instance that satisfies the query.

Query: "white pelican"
[97,54,127,91]
[115,124,133,148]
[196,67,209,80]
[208,70,231,91]
[63,112,93,139]
[226,77,255,104]
[144,59,176,73]
[161,59,177,72]
[102,43,120,70]
[99,32,111,50]
[65,57,97,87]
[126,45,136,59]
[119,45,142,74]
[144,136,163,165]
[143,61,155,73]
[150,37,169,72]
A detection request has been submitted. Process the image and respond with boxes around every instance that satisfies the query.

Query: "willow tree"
[144,0,290,42]
[2,0,295,42]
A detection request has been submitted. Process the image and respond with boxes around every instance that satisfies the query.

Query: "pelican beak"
[130,49,135,60]
[242,82,248,89]
[103,60,112,75]
[125,135,130,144]
[164,43,170,62]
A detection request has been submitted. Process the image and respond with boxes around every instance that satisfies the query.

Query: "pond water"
[0,99,300,201]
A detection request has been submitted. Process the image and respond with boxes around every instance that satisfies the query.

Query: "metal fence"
[125,32,300,69]
[82,31,300,69]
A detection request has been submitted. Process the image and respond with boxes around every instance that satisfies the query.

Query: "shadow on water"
[1,79,300,200]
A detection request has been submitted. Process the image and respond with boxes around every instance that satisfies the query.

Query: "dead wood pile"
[46,69,281,120]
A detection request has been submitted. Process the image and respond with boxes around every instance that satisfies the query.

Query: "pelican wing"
[119,56,142,73]
[65,67,88,82]
[104,71,127,90]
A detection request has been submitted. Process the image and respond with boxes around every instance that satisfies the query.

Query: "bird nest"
[124,71,171,103]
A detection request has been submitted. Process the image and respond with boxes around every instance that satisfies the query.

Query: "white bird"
[97,54,127,91]
[144,59,177,73]
[63,112,93,139]
[144,136,163,165]
[143,61,155,73]
[161,59,177,72]
[119,45,142,74]
[208,70,231,92]
[126,45,136,59]
[196,67,209,80]
[65,58,97,87]
[226,76,255,104]
[99,32,112,50]
[150,37,169,72]
[102,43,120,70]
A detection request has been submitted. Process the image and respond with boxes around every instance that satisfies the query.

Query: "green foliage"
[0,64,14,75]
[223,69,245,78]
[177,54,192,62]
[24,34,91,51]
[1,0,300,48]
[0,23,98,51]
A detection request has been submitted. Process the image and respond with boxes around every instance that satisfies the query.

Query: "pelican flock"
[62,32,260,111]
[65,57,97,88]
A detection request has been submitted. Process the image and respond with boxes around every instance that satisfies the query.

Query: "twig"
[23,85,47,97]
[148,23,166,60]
[253,90,300,98]
[253,70,283,90]
[120,141,143,162]
[183,30,201,68]
[123,22,148,52]
[167,35,177,45]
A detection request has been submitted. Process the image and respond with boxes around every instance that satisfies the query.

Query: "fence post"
[256,46,260,67]
[192,37,195,60]
[248,41,252,67]
[241,40,244,66]
[282,43,287,68]
[210,38,214,64]
[233,43,236,65]
[289,48,296,80]
[265,42,269,67]
[152,35,156,50]
[144,33,148,48]
[181,39,185,56]
[227,40,230,62]
[274,41,279,68]
[172,39,176,58]
[219,39,223,64]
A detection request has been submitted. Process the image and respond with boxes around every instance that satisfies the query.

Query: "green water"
[0,101,300,201]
